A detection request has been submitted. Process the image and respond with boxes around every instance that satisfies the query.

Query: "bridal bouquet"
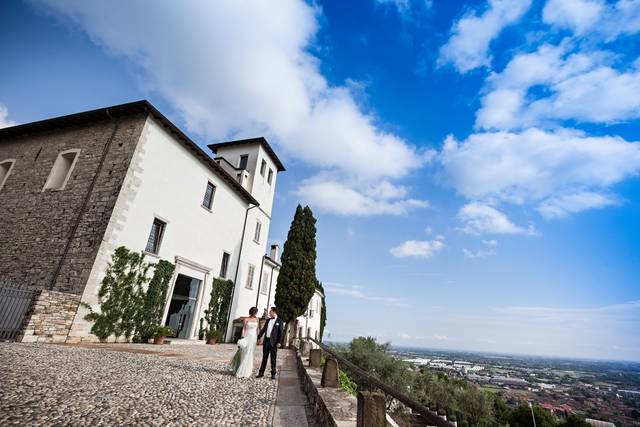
[237,337,248,349]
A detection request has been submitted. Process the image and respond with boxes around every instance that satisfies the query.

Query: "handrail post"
[357,391,386,427]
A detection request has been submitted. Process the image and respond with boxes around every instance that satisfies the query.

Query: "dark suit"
[257,317,284,377]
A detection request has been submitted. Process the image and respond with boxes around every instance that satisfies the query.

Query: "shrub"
[153,325,173,338]
[206,329,224,342]
[339,369,358,396]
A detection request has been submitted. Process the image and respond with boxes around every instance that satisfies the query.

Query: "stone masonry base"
[18,290,81,343]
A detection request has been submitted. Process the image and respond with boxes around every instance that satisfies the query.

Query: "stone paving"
[0,342,312,426]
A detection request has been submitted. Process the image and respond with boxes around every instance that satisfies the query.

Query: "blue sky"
[1,0,639,360]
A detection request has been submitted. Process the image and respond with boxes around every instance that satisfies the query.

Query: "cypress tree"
[275,205,318,327]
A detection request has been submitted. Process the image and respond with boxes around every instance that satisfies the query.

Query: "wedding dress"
[230,321,258,378]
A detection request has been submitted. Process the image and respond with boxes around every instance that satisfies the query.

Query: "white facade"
[69,114,296,342]
[295,289,324,347]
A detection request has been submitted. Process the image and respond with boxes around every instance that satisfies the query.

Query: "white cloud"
[424,226,433,234]
[438,0,532,73]
[537,192,620,218]
[0,104,16,129]
[477,42,640,129]
[482,239,498,246]
[390,239,445,258]
[463,248,496,258]
[543,0,640,40]
[440,129,640,210]
[543,0,605,36]
[376,0,411,14]
[501,299,640,324]
[296,179,429,216]
[324,282,409,307]
[458,202,534,235]
[432,334,450,341]
[37,0,428,213]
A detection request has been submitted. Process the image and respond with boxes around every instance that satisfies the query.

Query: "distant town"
[391,347,640,426]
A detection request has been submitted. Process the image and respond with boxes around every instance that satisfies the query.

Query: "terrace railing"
[305,337,457,427]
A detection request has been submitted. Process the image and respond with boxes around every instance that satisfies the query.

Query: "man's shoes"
[256,374,264,378]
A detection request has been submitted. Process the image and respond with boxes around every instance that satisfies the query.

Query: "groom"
[256,306,284,379]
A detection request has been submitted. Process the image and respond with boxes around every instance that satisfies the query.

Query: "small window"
[238,154,249,170]
[145,218,166,254]
[267,168,273,185]
[0,159,16,191]
[260,272,269,295]
[260,159,267,177]
[202,182,216,209]
[245,264,256,289]
[307,327,312,338]
[43,149,80,191]
[220,252,230,278]
[254,220,262,243]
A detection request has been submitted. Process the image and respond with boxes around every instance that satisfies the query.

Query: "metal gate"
[0,285,37,341]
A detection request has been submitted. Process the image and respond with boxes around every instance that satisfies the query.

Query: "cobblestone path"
[0,342,288,426]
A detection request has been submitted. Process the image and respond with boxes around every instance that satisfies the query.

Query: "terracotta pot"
[206,337,217,345]
[154,336,165,345]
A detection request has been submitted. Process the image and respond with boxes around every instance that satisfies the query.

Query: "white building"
[294,288,325,347]
[42,101,317,343]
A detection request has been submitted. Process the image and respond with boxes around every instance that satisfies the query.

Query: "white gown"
[233,321,258,378]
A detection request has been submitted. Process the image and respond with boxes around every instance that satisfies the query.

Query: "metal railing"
[0,285,36,341]
[305,337,456,427]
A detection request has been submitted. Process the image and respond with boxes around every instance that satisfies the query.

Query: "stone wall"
[19,290,81,343]
[295,349,358,427]
[0,114,147,295]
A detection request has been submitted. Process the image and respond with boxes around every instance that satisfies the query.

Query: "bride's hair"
[249,307,258,317]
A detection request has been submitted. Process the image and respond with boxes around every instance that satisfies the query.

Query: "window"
[220,252,230,278]
[43,149,79,191]
[267,168,273,185]
[307,327,312,338]
[145,218,166,254]
[238,154,249,170]
[202,182,216,209]
[260,159,267,177]
[245,264,256,289]
[260,272,269,295]
[253,220,262,243]
[0,159,16,191]
[315,330,319,341]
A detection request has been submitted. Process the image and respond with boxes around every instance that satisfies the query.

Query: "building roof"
[0,100,259,205]
[208,137,286,172]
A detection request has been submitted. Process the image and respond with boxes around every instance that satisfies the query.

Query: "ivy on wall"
[83,246,175,342]
[139,260,175,342]
[204,278,234,337]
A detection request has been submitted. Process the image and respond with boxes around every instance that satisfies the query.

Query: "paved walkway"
[0,342,315,426]
[272,350,318,427]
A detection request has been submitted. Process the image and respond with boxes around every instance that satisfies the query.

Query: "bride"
[230,307,259,378]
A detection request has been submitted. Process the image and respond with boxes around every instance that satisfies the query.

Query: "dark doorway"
[165,274,201,339]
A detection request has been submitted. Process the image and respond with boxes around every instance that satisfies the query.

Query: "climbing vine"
[204,278,234,337]
[138,260,175,342]
[83,246,175,342]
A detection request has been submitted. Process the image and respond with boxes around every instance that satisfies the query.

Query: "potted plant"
[153,325,172,345]
[206,329,223,345]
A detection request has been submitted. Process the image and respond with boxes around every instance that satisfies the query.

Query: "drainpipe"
[49,109,120,291]
[225,203,257,339]
[254,255,266,307]
[265,263,275,311]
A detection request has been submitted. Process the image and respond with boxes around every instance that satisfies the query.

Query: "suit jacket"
[258,317,284,346]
